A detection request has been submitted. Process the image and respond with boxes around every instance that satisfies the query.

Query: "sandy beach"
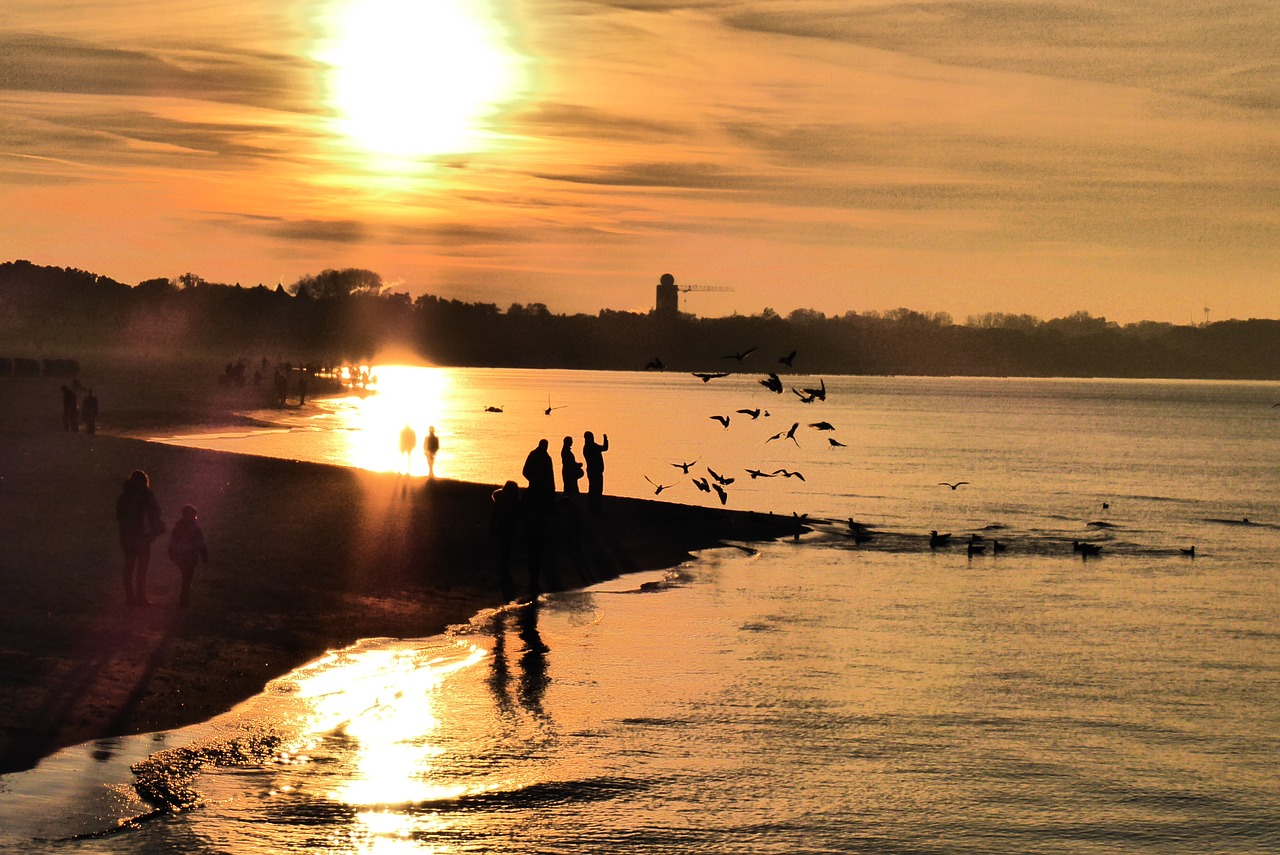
[0,358,795,774]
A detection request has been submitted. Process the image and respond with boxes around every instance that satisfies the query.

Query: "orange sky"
[2,0,1277,323]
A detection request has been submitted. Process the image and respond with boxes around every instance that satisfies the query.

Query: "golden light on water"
[319,0,523,161]
[343,364,450,474]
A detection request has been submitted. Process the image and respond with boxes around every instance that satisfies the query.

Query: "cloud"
[508,102,685,143]
[533,161,756,190]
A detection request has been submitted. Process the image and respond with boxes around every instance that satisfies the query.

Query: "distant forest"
[2,260,1278,380]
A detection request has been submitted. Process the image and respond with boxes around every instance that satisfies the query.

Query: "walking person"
[582,430,609,512]
[560,435,583,495]
[81,388,99,434]
[424,426,440,478]
[399,424,417,473]
[167,505,209,608]
[491,480,521,601]
[61,385,79,431]
[116,470,164,606]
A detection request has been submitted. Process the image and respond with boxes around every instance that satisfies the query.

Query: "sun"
[320,0,522,160]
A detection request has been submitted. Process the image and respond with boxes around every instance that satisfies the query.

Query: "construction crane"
[654,273,732,317]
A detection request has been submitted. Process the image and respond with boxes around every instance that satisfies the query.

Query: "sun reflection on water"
[338,364,451,475]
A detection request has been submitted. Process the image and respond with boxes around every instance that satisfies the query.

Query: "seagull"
[767,422,800,446]
[707,466,735,486]
[709,414,731,429]
[645,357,665,371]
[929,530,951,548]
[693,371,730,382]
[847,518,873,544]
[809,421,836,431]
[938,481,969,490]
[722,346,756,362]
[779,350,797,368]
[545,395,567,415]
[792,387,817,403]
[745,468,776,479]
[692,477,711,493]
[712,482,729,505]
[800,378,827,401]
[773,469,806,481]
[736,407,762,419]
[1180,545,1196,557]
[828,438,848,448]
[644,475,675,495]
[758,373,784,394]
[992,540,1008,553]
[483,405,503,413]
[671,458,700,474]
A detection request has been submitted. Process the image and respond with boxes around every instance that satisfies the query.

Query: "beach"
[0,359,795,774]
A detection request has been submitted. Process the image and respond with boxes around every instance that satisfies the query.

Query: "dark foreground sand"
[0,363,796,774]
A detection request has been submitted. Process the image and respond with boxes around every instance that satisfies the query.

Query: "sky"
[1,0,1277,324]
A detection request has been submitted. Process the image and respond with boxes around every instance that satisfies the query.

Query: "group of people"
[60,384,99,433]
[115,470,208,608]
[398,424,441,476]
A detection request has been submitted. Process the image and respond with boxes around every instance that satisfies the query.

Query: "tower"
[655,272,679,317]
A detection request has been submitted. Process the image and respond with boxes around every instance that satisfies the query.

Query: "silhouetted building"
[655,273,679,317]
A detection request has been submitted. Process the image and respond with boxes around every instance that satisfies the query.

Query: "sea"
[2,368,1278,854]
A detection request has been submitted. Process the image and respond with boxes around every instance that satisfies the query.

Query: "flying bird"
[645,357,665,371]
[773,469,806,481]
[722,346,757,362]
[709,414,731,429]
[736,407,762,420]
[693,371,731,383]
[671,458,700,474]
[707,466,735,486]
[765,422,800,446]
[545,395,567,415]
[938,481,969,490]
[712,482,729,505]
[692,477,711,493]
[745,468,776,479]
[827,438,848,448]
[778,350,797,368]
[801,378,827,401]
[809,421,836,431]
[792,387,817,403]
[644,475,675,495]
[758,373,784,394]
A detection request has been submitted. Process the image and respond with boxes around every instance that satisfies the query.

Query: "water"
[3,371,1278,853]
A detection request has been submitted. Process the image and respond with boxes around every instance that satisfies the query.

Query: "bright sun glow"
[321,0,521,160]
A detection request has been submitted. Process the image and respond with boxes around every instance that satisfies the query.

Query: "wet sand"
[0,360,795,774]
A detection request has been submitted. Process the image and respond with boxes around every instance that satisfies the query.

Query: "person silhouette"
[424,426,440,478]
[81,388,99,434]
[398,424,417,473]
[116,470,164,606]
[522,439,556,509]
[61,385,79,431]
[582,430,609,512]
[167,504,208,608]
[560,435,582,495]
[491,480,521,601]
[521,440,556,598]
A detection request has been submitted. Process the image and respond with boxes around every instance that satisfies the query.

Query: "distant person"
[81,388,99,434]
[61,385,79,431]
[491,480,521,601]
[399,424,417,473]
[273,369,288,405]
[582,430,609,511]
[560,435,583,495]
[167,504,209,608]
[298,371,308,405]
[116,470,164,606]
[424,426,440,478]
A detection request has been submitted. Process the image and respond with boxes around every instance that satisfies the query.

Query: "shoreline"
[0,422,796,775]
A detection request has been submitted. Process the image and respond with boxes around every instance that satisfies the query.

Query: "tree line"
[2,259,1277,380]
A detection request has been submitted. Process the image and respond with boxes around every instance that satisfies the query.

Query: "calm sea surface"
[2,370,1278,853]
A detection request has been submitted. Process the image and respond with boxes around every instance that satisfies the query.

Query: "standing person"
[167,505,209,608]
[522,439,556,510]
[490,480,521,601]
[424,426,440,478]
[81,388,99,434]
[582,430,610,512]
[560,435,583,495]
[61,385,79,431]
[399,424,417,473]
[116,470,164,606]
[521,439,556,598]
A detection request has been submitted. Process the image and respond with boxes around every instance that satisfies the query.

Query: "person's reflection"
[486,604,550,720]
[486,610,516,718]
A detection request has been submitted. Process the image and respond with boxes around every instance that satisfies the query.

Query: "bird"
[847,519,873,544]
[938,481,969,490]
[745,468,776,479]
[736,407,762,419]
[1102,501,1110,509]
[758,373,784,394]
[778,350,797,368]
[693,371,730,383]
[483,405,503,413]
[967,540,986,556]
[707,466,735,485]
[722,346,756,362]
[809,421,836,431]
[709,414,731,429]
[712,482,729,505]
[545,395,567,415]
[792,387,817,403]
[1181,545,1196,557]
[671,458,700,474]
[929,530,951,548]
[992,540,1008,553]
[692,477,711,493]
[828,438,848,448]
[1078,542,1102,557]
[644,475,675,495]
[800,378,827,401]
[767,422,800,446]
[773,469,806,481]
[645,357,665,371]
